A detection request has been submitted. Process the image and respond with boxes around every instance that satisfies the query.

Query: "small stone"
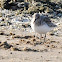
[47,45,50,47]
[23,47,27,51]
[2,18,4,21]
[11,35,14,39]
[0,32,4,35]
[45,7,53,13]
[51,41,56,43]
[10,52,12,54]
[26,41,30,44]
[14,35,21,38]
[58,52,60,53]
[0,13,2,17]
[33,39,36,41]
[10,47,15,51]
[41,37,43,38]
[0,42,1,44]
[10,47,20,51]
[25,36,31,39]
[16,43,19,45]
[41,56,42,57]
[50,33,54,36]
[10,33,13,35]
[58,13,62,17]
[51,45,56,48]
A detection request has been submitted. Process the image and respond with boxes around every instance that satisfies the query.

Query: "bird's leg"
[39,34,42,39]
[39,34,43,42]
[44,34,46,42]
[35,33,42,39]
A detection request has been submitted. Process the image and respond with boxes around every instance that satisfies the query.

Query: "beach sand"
[0,18,62,62]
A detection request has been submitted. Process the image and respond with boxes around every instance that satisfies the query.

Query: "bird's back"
[40,15,57,27]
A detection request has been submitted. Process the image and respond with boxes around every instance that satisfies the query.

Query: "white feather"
[31,21,53,34]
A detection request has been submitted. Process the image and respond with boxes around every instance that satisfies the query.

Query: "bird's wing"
[43,16,57,27]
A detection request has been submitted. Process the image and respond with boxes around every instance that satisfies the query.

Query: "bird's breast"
[31,22,52,34]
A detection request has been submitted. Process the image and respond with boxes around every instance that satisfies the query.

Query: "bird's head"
[33,13,40,22]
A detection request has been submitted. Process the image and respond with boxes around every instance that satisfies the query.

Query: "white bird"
[31,13,57,42]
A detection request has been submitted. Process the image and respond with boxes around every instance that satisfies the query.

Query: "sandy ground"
[0,20,62,62]
[0,12,62,62]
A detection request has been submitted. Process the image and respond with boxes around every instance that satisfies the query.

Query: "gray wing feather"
[42,15,57,27]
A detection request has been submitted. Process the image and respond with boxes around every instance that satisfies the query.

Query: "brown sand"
[0,19,62,62]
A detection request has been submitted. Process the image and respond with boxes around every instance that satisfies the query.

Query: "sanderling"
[31,13,57,42]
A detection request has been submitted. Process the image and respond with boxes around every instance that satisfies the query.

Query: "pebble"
[10,52,12,54]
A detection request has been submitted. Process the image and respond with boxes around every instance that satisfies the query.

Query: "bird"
[31,13,57,42]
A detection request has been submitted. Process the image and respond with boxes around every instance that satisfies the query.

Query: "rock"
[32,38,36,41]
[51,45,56,48]
[50,0,61,3]
[24,0,32,3]
[7,22,12,25]
[58,13,62,17]
[34,0,49,2]
[0,13,2,17]
[24,2,29,10]
[14,35,21,38]
[10,47,21,51]
[33,2,42,6]
[39,6,45,12]
[0,18,5,22]
[10,52,12,54]
[0,0,7,9]
[22,47,27,51]
[26,41,31,44]
[28,5,44,14]
[10,32,15,35]
[0,32,4,35]
[22,24,31,28]
[24,36,32,39]
[17,2,25,8]
[61,4,62,8]
[0,41,13,49]
[45,7,53,13]
[11,6,18,10]
[28,6,38,14]
[17,2,29,10]
[0,18,2,21]
[6,0,11,3]
[16,0,24,2]
[0,0,16,9]
[27,2,45,14]
[55,5,59,9]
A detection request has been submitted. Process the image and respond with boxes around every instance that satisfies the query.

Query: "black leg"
[44,34,46,42]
